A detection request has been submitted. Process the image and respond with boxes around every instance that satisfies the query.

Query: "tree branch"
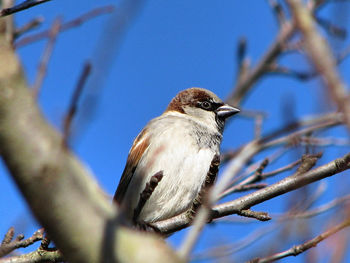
[0,0,52,17]
[0,18,180,263]
[0,228,43,257]
[14,5,115,48]
[287,0,350,132]
[154,152,350,235]
[0,248,63,263]
[251,217,350,262]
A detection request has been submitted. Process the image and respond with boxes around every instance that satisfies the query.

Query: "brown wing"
[113,129,150,204]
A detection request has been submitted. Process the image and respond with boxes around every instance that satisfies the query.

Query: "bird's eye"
[201,101,211,110]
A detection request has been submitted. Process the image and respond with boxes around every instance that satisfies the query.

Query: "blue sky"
[1,1,350,262]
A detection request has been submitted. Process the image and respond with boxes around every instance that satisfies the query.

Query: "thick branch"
[0,20,179,263]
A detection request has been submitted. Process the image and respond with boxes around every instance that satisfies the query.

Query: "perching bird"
[113,88,239,223]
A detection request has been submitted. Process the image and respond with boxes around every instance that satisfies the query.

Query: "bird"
[113,88,240,224]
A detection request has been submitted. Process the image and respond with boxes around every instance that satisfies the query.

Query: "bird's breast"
[124,115,222,222]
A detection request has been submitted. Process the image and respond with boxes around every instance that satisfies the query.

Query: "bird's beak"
[216,104,240,119]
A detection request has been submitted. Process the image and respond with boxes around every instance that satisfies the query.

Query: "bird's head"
[165,87,240,131]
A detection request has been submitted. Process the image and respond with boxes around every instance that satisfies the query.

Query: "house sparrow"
[113,88,239,223]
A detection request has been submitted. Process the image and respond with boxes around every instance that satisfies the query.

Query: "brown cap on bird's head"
[166,87,240,119]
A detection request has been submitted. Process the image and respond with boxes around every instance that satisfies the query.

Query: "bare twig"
[39,234,51,250]
[220,153,321,200]
[1,227,14,246]
[187,155,220,219]
[235,37,250,86]
[133,171,163,223]
[250,217,350,262]
[203,196,350,261]
[299,136,350,147]
[316,16,347,39]
[32,17,61,98]
[63,62,92,146]
[0,0,52,17]
[193,224,277,261]
[287,0,350,132]
[14,17,44,38]
[222,112,343,165]
[237,209,271,221]
[267,0,287,26]
[227,20,295,105]
[267,64,318,80]
[236,37,247,71]
[279,194,350,219]
[241,158,269,185]
[295,153,323,174]
[226,183,268,193]
[261,159,302,178]
[0,228,44,257]
[14,5,115,48]
[261,112,343,144]
[261,117,342,149]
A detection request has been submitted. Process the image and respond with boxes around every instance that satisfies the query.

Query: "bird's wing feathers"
[113,128,150,203]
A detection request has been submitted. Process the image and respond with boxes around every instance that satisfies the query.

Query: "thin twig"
[227,20,295,105]
[212,194,350,259]
[187,155,220,219]
[235,37,250,86]
[295,153,323,174]
[267,64,318,80]
[250,217,350,262]
[261,117,342,149]
[241,158,269,185]
[221,115,341,200]
[14,5,115,48]
[261,112,343,144]
[221,112,342,165]
[226,183,268,193]
[32,17,61,98]
[0,0,52,17]
[299,136,350,147]
[133,171,163,223]
[237,209,271,221]
[267,0,287,26]
[235,146,289,184]
[1,227,14,246]
[14,16,44,39]
[316,16,347,39]
[278,194,350,219]
[261,159,302,178]
[287,0,350,132]
[192,224,277,261]
[63,62,92,146]
[0,228,44,257]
